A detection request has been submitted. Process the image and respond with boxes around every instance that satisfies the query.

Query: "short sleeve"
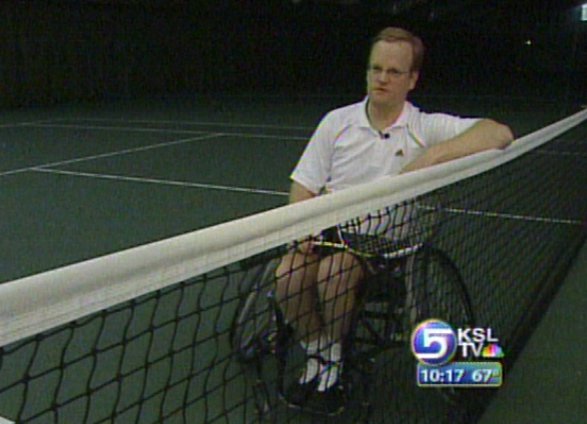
[290,113,336,194]
[414,112,481,146]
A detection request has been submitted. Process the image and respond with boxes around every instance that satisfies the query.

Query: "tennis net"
[0,108,586,423]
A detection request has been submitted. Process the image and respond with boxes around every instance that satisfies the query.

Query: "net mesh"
[0,110,586,423]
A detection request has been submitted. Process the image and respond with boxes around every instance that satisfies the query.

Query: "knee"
[316,254,363,302]
[317,278,360,305]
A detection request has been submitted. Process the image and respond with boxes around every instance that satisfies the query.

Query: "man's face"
[366,40,419,109]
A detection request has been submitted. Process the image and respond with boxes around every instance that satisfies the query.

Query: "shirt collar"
[359,96,412,131]
[358,96,372,128]
[392,102,411,129]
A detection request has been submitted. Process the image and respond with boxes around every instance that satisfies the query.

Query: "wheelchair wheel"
[406,245,476,405]
[406,245,474,331]
[349,264,409,360]
[230,258,279,362]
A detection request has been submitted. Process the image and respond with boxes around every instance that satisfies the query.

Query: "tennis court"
[0,97,325,424]
[1,98,311,282]
[1,1,587,423]
[2,94,568,284]
[0,95,574,283]
[1,95,586,424]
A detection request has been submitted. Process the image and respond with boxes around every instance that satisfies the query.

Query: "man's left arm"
[402,119,514,173]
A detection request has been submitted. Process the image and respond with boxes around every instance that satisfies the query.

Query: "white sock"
[299,336,328,384]
[317,361,342,392]
[323,341,341,363]
[317,342,342,391]
[299,357,320,384]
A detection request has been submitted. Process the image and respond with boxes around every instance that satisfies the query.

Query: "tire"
[406,245,476,405]
[406,245,474,332]
[231,259,279,362]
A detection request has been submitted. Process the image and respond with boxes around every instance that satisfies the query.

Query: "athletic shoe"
[282,355,321,408]
[304,380,347,416]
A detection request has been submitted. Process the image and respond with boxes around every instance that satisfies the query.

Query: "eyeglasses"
[368,65,411,80]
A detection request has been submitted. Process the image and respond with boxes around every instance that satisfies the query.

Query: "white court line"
[0,416,14,424]
[535,150,587,157]
[215,131,307,141]
[48,116,315,131]
[30,122,212,136]
[28,124,308,140]
[441,206,584,226]
[0,118,59,129]
[0,133,223,177]
[33,168,289,197]
[28,122,310,140]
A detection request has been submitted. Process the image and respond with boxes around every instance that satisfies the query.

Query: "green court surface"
[0,99,316,282]
[0,95,572,283]
[479,239,587,424]
[0,96,584,423]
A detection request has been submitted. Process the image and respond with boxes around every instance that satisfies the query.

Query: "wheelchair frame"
[230,240,475,420]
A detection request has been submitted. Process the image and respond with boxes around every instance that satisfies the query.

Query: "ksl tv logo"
[411,319,504,366]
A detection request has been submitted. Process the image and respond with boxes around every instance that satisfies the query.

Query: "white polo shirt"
[291,98,480,194]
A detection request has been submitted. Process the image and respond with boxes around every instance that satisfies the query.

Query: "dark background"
[0,0,585,108]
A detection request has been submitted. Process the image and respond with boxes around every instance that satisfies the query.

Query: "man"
[275,27,513,415]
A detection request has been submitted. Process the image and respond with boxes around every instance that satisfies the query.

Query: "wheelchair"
[231,222,475,420]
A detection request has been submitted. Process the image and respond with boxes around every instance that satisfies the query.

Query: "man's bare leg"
[316,252,364,390]
[275,251,323,343]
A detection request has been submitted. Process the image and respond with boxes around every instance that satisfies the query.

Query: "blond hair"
[370,27,425,72]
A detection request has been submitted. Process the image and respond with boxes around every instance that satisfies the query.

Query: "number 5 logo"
[411,319,457,366]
